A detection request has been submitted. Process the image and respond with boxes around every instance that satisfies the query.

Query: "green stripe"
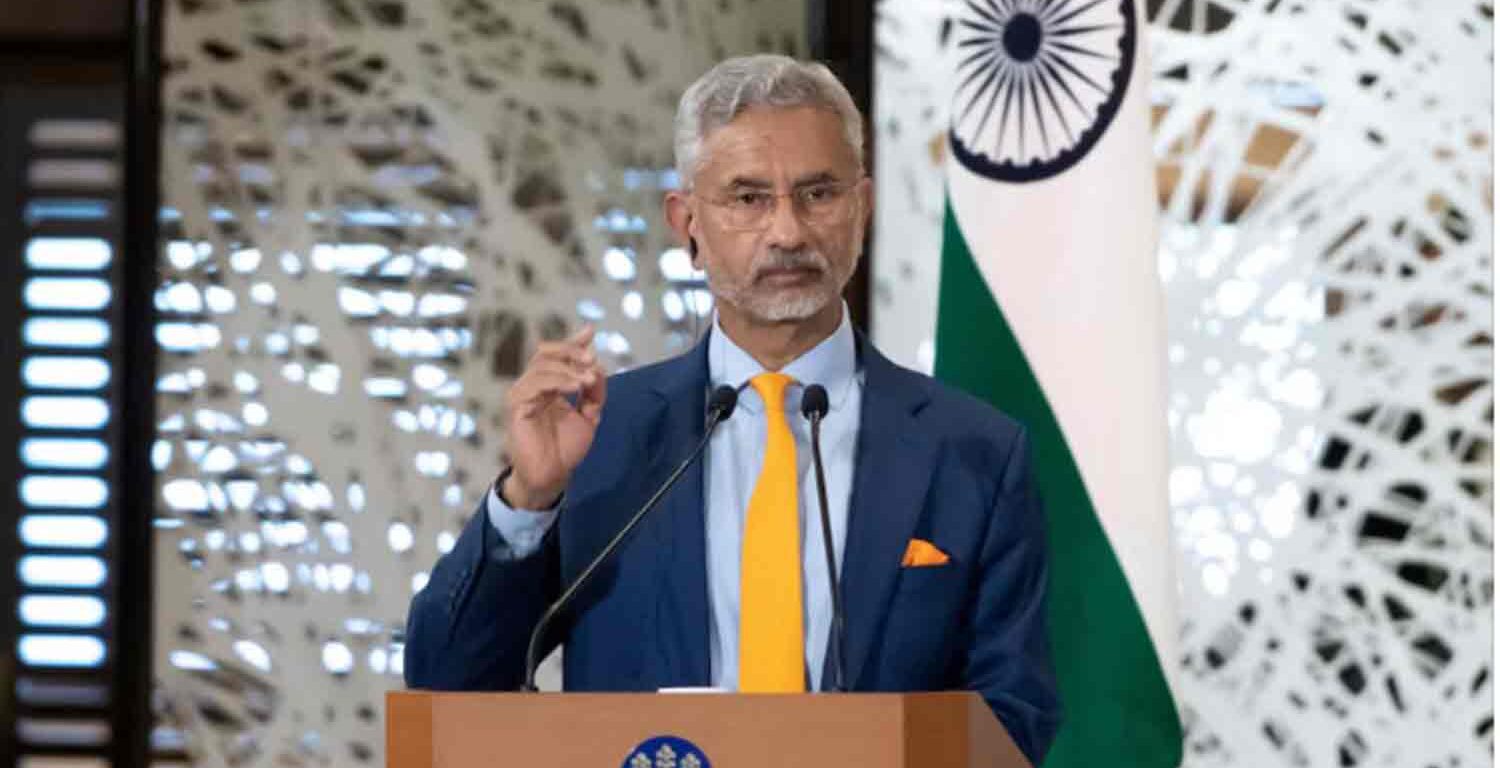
[935,204,1182,767]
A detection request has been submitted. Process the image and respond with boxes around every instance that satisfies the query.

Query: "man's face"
[669,106,870,325]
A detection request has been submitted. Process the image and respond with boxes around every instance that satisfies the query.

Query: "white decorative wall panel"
[870,0,951,374]
[151,2,804,764]
[873,0,1492,766]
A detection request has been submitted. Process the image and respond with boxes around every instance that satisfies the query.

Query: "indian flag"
[934,1,1182,766]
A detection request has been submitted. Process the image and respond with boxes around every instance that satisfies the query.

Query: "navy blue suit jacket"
[404,333,1061,764]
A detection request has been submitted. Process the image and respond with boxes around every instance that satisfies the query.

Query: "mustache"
[751,248,829,279]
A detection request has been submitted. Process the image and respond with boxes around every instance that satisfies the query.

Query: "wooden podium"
[388,690,1030,767]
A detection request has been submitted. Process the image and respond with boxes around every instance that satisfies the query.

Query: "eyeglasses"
[695,179,860,232]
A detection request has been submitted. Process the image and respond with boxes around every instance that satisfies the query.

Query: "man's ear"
[855,176,874,235]
[664,191,695,262]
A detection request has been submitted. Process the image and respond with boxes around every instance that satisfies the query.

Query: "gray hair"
[673,54,864,187]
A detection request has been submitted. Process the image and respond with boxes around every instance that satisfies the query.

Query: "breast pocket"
[894,563,968,612]
[884,563,970,686]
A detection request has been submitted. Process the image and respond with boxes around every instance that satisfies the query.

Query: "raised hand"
[500,325,607,509]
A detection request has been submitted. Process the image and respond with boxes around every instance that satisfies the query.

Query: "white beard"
[705,247,847,324]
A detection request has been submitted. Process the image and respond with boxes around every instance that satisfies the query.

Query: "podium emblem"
[622,735,710,768]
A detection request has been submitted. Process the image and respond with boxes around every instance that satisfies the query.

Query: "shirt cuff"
[485,483,560,558]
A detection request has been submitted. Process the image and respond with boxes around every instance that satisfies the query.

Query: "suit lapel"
[647,335,713,686]
[837,336,938,688]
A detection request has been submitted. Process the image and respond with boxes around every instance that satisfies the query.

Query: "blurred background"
[0,0,1489,766]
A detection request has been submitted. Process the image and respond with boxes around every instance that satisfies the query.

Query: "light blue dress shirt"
[487,308,862,691]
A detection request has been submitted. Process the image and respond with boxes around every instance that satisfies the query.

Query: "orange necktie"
[738,372,806,692]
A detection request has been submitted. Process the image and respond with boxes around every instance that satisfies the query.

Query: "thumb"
[578,371,606,423]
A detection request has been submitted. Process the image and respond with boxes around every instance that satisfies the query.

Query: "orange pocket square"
[900,538,950,567]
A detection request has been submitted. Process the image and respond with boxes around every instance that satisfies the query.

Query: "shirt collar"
[708,303,859,416]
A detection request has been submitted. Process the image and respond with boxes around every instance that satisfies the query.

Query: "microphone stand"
[802,385,847,692]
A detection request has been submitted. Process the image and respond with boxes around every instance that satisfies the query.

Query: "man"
[404,54,1060,764]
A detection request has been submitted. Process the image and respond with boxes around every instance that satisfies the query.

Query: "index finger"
[566,324,595,347]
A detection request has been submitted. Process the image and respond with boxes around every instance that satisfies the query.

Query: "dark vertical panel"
[0,85,23,768]
[808,1,875,333]
[115,0,162,765]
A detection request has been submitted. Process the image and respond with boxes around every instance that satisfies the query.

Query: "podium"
[387,690,1030,767]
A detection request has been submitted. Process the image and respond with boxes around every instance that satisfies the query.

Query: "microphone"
[521,384,739,691]
[800,384,847,693]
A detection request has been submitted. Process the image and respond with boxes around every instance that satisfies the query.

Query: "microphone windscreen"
[707,384,739,420]
[800,384,830,419]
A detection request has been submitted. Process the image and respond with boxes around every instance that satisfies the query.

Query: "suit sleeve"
[964,427,1063,766]
[403,497,562,691]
